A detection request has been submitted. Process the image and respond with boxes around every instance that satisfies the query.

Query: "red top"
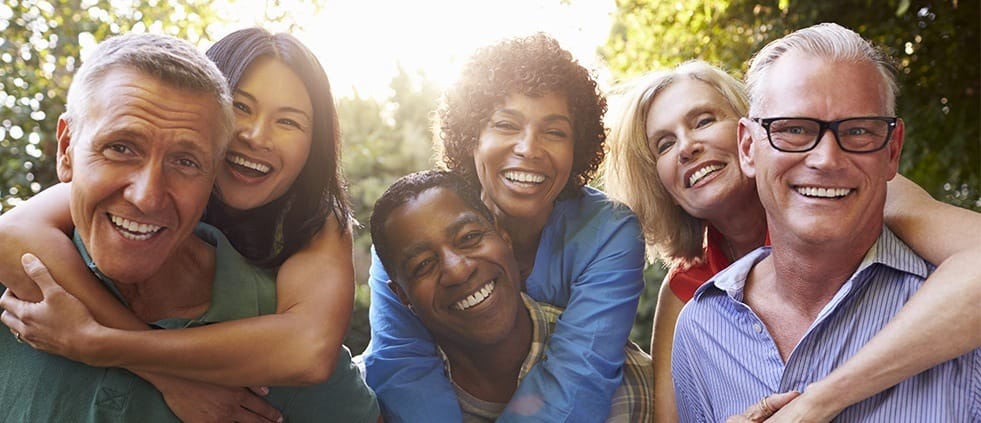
[667,225,769,303]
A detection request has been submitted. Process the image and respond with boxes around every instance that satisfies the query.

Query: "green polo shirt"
[0,223,379,422]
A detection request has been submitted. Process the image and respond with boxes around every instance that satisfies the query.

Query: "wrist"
[78,324,123,367]
[799,378,850,419]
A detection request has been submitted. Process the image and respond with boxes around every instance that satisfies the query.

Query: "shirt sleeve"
[361,246,463,422]
[499,211,646,422]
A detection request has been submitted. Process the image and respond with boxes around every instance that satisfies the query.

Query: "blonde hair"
[603,60,748,265]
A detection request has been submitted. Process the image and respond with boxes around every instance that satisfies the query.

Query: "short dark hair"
[202,27,351,268]
[436,32,607,200]
[370,170,494,281]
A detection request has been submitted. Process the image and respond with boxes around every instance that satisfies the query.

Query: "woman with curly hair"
[603,59,980,422]
[363,33,647,421]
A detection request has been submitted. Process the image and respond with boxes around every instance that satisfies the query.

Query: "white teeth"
[229,155,271,174]
[452,280,496,311]
[795,186,852,198]
[688,164,724,187]
[109,214,162,241]
[503,171,545,184]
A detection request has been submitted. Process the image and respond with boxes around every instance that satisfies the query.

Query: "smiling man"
[670,23,979,422]
[369,170,652,422]
[0,33,379,422]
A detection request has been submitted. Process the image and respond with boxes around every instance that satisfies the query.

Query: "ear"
[56,115,74,183]
[884,118,905,181]
[386,280,414,314]
[737,117,758,179]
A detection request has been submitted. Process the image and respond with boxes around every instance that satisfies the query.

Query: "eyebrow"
[234,89,313,120]
[494,108,573,127]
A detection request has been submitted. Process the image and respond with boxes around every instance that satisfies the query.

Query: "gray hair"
[64,33,234,160]
[745,22,899,116]
[604,60,748,265]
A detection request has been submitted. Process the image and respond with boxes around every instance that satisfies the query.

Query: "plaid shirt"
[441,293,653,422]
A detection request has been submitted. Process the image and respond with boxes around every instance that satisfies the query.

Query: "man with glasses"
[671,23,978,422]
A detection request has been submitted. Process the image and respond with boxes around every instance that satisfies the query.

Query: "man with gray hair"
[0,33,379,422]
[671,23,978,422]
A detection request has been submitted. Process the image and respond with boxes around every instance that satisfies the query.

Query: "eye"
[545,129,569,138]
[492,120,519,131]
[233,101,251,114]
[410,256,437,279]
[177,158,201,169]
[695,115,716,128]
[655,136,676,155]
[459,230,485,248]
[278,118,303,130]
[103,143,135,158]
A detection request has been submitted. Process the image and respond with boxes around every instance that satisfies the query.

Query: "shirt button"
[753,324,763,333]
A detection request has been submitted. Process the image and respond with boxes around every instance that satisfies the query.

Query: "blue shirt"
[363,186,646,422]
[672,228,980,423]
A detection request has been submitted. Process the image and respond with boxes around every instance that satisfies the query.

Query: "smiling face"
[384,187,523,350]
[57,68,222,284]
[647,78,755,220]
[473,91,574,223]
[738,52,903,248]
[216,56,313,211]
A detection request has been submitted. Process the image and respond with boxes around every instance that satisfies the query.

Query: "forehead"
[646,79,731,131]
[758,52,888,118]
[236,57,313,115]
[495,91,571,121]
[83,68,222,158]
[384,188,487,255]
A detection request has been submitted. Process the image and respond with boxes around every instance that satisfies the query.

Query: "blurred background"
[2,0,978,354]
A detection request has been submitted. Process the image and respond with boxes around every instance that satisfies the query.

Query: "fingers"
[237,391,283,423]
[0,289,27,336]
[766,391,801,411]
[248,386,270,396]
[21,253,58,296]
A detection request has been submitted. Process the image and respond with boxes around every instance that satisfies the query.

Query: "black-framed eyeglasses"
[751,117,897,153]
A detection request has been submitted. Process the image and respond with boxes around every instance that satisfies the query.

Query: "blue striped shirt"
[672,227,980,422]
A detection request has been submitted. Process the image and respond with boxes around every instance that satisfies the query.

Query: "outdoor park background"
[2,0,978,353]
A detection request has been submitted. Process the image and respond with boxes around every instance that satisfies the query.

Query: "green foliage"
[0,0,222,213]
[605,0,980,209]
[338,66,442,282]
[629,262,668,353]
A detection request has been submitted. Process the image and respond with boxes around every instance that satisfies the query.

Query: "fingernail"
[21,253,38,267]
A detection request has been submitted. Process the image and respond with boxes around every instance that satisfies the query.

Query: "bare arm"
[1,184,354,386]
[79,216,355,386]
[768,175,981,421]
[651,273,685,423]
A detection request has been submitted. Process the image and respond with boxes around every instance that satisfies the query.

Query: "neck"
[115,234,215,323]
[439,301,534,403]
[708,195,767,261]
[500,216,547,282]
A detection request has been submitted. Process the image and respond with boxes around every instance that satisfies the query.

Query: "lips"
[686,163,725,187]
[794,186,853,198]
[451,279,496,311]
[109,213,163,241]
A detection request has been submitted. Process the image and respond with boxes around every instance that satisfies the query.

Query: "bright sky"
[216,0,617,99]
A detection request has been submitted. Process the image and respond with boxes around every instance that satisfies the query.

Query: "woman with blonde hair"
[604,59,980,422]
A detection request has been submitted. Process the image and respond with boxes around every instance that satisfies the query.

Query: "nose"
[125,163,167,213]
[677,131,704,164]
[439,250,476,287]
[512,129,543,159]
[805,128,847,170]
[237,118,273,151]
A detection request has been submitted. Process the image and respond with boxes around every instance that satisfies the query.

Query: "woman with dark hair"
[363,33,647,421]
[0,28,376,421]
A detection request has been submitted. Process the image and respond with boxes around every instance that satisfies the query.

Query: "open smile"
[794,185,853,199]
[226,153,272,177]
[108,213,163,241]
[451,279,496,311]
[686,163,725,188]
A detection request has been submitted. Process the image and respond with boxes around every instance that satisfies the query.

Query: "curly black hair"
[436,32,607,200]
